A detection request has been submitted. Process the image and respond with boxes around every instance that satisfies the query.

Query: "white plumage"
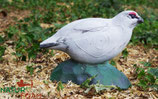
[40,10,143,64]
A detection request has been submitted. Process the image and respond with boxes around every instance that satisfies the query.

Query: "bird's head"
[113,10,144,29]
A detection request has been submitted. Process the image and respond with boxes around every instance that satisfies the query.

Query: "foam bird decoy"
[40,10,143,64]
[40,10,143,89]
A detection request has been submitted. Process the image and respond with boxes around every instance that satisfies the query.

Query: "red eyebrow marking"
[129,12,136,16]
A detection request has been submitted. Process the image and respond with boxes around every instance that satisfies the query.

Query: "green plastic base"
[50,59,131,89]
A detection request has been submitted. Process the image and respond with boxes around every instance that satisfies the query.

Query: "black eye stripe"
[129,14,138,19]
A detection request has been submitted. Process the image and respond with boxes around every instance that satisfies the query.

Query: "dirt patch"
[0,10,30,32]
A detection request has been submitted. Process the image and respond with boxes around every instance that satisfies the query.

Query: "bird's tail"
[40,36,67,51]
[40,35,59,48]
[40,43,59,48]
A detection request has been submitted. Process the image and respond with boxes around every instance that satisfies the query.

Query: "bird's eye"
[129,14,138,19]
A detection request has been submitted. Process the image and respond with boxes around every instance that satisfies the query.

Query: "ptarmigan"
[40,10,143,64]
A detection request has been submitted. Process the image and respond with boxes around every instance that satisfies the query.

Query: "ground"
[0,9,157,99]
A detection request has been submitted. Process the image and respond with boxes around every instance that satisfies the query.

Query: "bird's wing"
[70,18,114,58]
[73,30,115,58]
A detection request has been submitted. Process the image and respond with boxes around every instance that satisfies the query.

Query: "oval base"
[50,59,131,89]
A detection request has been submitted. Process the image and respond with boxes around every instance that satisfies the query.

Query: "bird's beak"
[137,17,144,24]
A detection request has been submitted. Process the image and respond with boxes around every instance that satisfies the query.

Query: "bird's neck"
[111,17,133,42]
[112,17,135,30]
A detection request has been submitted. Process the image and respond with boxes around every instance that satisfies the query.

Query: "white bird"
[40,10,143,64]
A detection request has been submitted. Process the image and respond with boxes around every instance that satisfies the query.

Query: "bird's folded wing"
[73,33,114,58]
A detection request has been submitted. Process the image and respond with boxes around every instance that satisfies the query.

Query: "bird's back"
[54,18,110,37]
